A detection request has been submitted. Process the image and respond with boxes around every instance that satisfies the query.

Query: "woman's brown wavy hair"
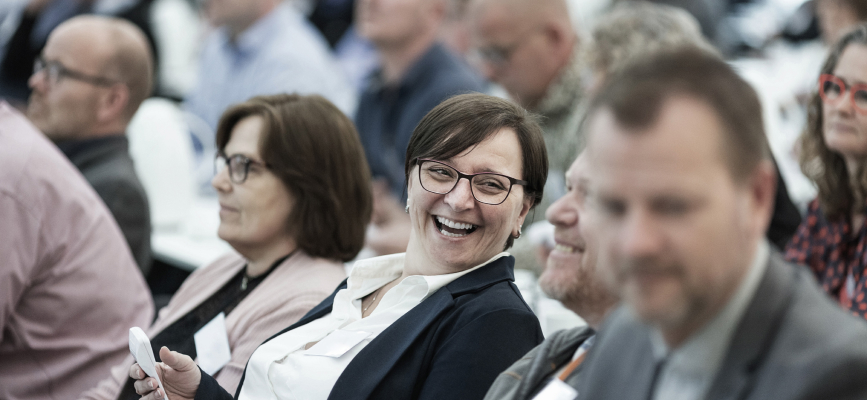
[800,23,867,220]
[216,94,373,262]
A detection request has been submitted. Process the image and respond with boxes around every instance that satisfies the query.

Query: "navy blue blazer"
[194,255,543,400]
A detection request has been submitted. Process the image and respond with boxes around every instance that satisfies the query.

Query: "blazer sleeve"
[417,308,543,400]
[195,368,234,400]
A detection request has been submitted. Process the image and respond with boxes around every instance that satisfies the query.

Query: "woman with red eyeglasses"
[786,24,867,320]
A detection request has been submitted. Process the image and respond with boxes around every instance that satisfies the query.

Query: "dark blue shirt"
[354,43,485,200]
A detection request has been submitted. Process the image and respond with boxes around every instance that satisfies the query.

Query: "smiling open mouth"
[434,216,478,238]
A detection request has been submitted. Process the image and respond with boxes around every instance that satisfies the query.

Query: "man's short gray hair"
[589,2,717,75]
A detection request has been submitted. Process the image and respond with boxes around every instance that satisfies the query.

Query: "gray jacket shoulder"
[745,255,867,400]
[484,325,595,400]
[576,251,867,400]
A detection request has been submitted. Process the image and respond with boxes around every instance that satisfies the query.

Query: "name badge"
[194,312,232,375]
[305,329,372,358]
[532,379,579,400]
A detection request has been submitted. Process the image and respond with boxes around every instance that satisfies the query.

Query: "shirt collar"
[345,251,509,300]
[420,251,509,297]
[650,240,770,377]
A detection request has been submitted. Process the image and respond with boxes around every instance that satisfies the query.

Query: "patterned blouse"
[785,199,867,319]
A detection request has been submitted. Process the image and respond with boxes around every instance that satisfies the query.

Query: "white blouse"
[238,252,508,400]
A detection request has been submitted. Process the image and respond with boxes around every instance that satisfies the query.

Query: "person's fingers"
[159,346,175,367]
[129,363,145,380]
[133,377,157,395]
[159,346,191,370]
[143,388,163,400]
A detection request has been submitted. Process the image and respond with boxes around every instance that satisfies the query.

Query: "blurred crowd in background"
[2,0,862,266]
[2,0,866,334]
[1,0,865,338]
[4,0,867,399]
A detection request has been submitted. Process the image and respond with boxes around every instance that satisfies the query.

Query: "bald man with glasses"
[467,0,585,273]
[27,15,153,276]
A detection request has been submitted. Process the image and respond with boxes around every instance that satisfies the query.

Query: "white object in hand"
[129,327,169,400]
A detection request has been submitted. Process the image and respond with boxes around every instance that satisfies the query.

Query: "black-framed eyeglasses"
[33,57,118,87]
[416,158,528,205]
[214,153,270,184]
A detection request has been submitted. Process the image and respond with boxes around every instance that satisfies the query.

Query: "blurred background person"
[81,93,370,399]
[786,24,867,320]
[184,0,355,185]
[307,0,356,48]
[26,15,153,276]
[584,2,714,92]
[816,0,867,44]
[130,93,545,400]
[354,0,485,257]
[469,0,583,170]
[587,2,802,250]
[467,0,584,271]
[614,0,725,49]
[305,0,382,93]
[484,152,618,400]
[0,101,153,400]
[577,46,867,400]
[0,0,158,108]
[439,0,473,57]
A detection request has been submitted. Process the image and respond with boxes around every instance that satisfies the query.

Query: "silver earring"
[514,226,523,239]
[405,205,409,214]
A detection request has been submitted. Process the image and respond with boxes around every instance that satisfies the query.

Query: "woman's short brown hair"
[800,24,867,219]
[216,94,372,262]
[403,93,548,249]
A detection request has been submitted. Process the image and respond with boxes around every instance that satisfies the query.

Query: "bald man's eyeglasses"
[33,57,118,87]
[471,27,543,67]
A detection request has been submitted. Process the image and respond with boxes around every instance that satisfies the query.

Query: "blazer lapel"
[328,256,517,400]
[705,252,795,400]
[263,279,348,344]
[328,288,456,399]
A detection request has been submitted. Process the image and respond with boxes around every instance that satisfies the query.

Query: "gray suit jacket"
[59,135,152,276]
[576,250,867,400]
[484,326,595,400]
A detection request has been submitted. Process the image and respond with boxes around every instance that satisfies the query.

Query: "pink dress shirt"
[0,102,154,400]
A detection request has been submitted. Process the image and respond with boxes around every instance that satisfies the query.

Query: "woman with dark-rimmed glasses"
[129,93,547,400]
[82,93,371,399]
[786,24,867,320]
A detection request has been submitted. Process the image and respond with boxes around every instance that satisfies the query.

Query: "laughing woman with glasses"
[129,93,547,400]
[786,24,867,321]
[82,94,371,399]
